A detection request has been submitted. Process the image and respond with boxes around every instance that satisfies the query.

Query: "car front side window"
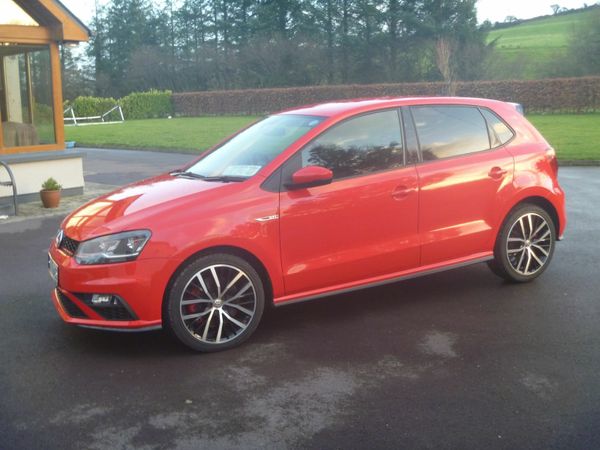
[299,109,404,180]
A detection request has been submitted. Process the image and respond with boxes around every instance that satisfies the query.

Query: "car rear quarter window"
[300,109,404,180]
[411,105,490,161]
[480,108,515,147]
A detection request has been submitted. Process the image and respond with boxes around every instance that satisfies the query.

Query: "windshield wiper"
[171,170,205,179]
[200,175,246,183]
[171,171,245,182]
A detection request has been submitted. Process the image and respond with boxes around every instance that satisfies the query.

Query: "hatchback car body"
[48,97,566,351]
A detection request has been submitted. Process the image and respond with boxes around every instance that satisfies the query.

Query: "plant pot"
[40,189,61,208]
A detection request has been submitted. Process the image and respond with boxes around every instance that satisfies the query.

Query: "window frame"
[477,106,516,149]
[277,107,407,190]
[401,106,421,164]
[409,104,512,164]
[0,42,63,154]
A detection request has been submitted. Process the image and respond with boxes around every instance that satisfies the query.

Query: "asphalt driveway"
[1,150,599,449]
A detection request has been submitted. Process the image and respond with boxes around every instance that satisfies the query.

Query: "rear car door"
[408,105,515,266]
[279,109,420,297]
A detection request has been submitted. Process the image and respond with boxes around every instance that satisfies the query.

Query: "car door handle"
[391,185,412,201]
[488,167,508,179]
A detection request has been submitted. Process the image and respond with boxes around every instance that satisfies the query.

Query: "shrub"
[120,90,173,119]
[41,177,62,191]
[33,103,54,123]
[68,96,119,118]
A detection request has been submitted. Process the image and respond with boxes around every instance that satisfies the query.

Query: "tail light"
[546,147,558,176]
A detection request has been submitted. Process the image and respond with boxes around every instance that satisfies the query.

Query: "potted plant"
[40,177,62,208]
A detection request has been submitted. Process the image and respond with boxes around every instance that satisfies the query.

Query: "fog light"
[91,294,117,307]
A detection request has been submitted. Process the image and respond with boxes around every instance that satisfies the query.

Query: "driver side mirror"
[286,165,333,189]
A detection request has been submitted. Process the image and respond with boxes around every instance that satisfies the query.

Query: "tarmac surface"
[1,149,599,449]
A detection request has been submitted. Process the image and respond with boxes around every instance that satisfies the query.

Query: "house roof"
[11,0,90,42]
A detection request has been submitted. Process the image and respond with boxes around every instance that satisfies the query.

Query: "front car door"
[278,109,420,299]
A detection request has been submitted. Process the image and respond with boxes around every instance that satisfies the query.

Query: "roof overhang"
[9,0,90,43]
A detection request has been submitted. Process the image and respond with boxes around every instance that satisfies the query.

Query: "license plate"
[48,254,58,287]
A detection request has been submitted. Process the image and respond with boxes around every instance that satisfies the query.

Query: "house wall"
[0,151,84,208]
[0,1,91,213]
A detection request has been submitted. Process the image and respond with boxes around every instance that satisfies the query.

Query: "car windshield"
[184,114,325,180]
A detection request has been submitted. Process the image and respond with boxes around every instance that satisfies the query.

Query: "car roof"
[279,96,510,118]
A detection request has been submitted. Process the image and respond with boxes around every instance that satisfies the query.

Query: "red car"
[48,97,566,352]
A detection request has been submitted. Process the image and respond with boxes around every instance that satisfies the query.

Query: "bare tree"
[435,37,456,95]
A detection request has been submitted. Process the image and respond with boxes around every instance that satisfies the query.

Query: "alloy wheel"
[179,264,257,345]
[506,213,553,276]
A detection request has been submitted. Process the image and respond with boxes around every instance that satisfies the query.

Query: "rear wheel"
[488,204,556,283]
[165,253,265,352]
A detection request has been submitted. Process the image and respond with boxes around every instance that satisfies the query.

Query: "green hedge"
[65,90,173,120]
[67,96,118,118]
[121,90,173,119]
[173,77,600,115]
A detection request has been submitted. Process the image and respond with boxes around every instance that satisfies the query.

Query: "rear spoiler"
[507,102,525,115]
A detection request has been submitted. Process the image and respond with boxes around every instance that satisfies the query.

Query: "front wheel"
[488,204,556,283]
[165,253,265,352]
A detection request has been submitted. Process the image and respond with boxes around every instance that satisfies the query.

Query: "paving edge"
[0,182,119,224]
[559,160,600,166]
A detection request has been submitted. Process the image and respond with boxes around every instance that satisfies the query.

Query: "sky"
[59,0,595,28]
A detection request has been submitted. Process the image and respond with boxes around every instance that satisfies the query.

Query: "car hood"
[62,174,239,241]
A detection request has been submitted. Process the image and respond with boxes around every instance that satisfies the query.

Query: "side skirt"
[77,324,163,333]
[273,254,493,307]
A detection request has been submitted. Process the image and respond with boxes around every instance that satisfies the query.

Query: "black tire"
[165,253,265,352]
[488,203,556,283]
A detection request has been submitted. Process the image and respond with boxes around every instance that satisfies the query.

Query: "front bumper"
[49,243,169,330]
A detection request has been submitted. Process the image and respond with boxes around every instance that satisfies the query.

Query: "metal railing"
[64,105,125,126]
[0,160,18,216]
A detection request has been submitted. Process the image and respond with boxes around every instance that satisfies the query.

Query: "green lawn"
[66,114,600,161]
[528,114,600,161]
[65,116,260,153]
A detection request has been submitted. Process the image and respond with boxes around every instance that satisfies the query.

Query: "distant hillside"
[485,5,599,79]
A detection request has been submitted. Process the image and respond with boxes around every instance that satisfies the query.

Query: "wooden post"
[25,52,34,124]
[49,42,64,148]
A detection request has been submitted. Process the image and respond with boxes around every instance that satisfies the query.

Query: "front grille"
[59,235,79,255]
[76,294,137,321]
[56,290,88,318]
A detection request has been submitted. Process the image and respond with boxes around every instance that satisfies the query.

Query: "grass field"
[486,7,596,78]
[487,10,590,53]
[528,114,600,161]
[65,114,600,161]
[65,116,260,153]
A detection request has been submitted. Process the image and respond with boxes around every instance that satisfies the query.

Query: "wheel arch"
[161,245,275,322]
[509,196,560,237]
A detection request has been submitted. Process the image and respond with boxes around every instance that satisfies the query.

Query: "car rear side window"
[411,105,490,161]
[300,109,404,180]
[480,108,515,147]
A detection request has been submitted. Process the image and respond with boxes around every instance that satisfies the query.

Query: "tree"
[89,0,158,95]
[61,46,94,100]
[569,8,600,75]
[84,0,490,95]
[435,36,455,94]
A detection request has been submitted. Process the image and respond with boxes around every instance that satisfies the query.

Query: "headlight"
[75,230,151,265]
